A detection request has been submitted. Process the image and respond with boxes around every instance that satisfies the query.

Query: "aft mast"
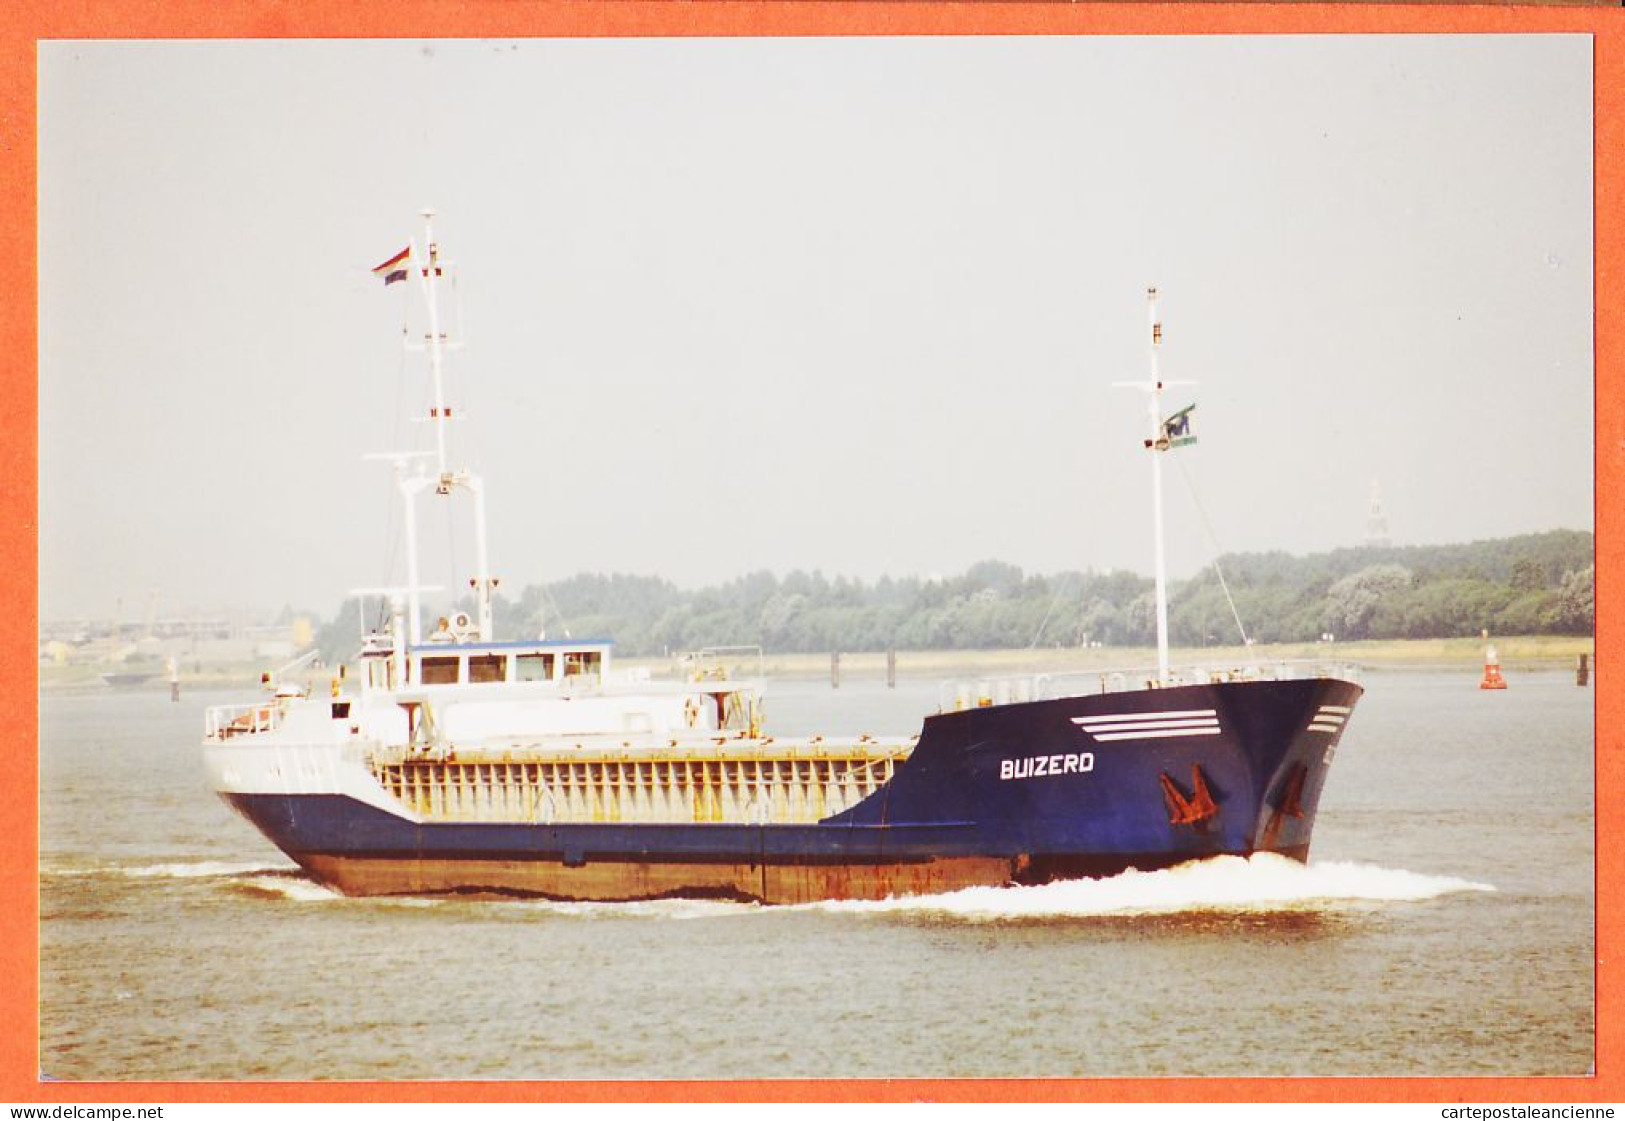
[376,209,499,646]
[418,209,453,481]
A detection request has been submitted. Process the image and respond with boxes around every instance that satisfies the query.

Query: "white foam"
[232,875,342,903]
[123,860,298,880]
[805,854,1496,920]
[59,853,1492,919]
[46,860,298,880]
[230,888,756,916]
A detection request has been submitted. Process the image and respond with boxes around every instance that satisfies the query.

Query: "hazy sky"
[39,35,1593,623]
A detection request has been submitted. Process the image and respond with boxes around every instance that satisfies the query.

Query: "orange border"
[6,0,1619,1105]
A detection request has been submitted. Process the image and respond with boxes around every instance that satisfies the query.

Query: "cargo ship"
[203,211,1362,904]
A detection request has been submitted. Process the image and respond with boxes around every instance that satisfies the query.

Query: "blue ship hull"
[224,676,1360,903]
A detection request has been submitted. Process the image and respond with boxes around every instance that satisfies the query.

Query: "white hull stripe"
[1077,718,1221,734]
[1073,709,1217,725]
[1072,710,1221,742]
[1309,706,1348,734]
[1092,727,1224,742]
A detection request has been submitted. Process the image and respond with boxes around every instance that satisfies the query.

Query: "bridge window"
[516,653,555,682]
[420,656,459,685]
[469,654,506,684]
[563,651,602,679]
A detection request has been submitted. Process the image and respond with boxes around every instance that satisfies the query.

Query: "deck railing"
[937,660,1361,713]
[205,701,282,740]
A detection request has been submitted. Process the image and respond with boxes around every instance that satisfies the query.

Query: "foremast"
[1115,287,1195,686]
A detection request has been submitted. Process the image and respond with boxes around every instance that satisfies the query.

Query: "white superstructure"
[203,213,914,828]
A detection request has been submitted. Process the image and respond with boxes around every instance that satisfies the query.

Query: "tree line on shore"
[316,529,1593,661]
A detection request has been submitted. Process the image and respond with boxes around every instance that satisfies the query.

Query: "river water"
[38,669,1593,1080]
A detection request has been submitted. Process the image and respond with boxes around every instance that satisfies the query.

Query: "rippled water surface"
[39,669,1593,1080]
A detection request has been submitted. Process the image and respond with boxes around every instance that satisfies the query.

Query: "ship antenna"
[1114,286,1196,686]
[417,208,451,479]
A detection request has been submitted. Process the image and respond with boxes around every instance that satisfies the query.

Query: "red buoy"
[1480,645,1508,690]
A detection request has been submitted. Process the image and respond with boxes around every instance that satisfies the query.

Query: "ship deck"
[367,734,914,826]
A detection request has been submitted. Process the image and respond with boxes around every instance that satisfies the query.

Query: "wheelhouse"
[357,636,611,692]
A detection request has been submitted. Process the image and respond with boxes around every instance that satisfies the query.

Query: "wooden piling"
[1578,653,1590,686]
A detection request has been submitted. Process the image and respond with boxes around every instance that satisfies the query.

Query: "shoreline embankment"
[38,634,1595,694]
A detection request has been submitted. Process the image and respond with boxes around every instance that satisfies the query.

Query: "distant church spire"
[1365,478,1391,548]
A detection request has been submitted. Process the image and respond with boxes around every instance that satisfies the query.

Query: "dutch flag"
[372,245,411,286]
